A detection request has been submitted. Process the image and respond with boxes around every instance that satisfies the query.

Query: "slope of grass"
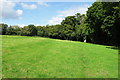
[2,35,118,78]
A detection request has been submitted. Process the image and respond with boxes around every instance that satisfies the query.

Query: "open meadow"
[2,35,118,78]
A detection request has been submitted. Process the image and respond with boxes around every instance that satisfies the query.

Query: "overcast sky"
[0,0,94,27]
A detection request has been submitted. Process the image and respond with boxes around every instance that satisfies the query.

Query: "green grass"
[2,35,118,78]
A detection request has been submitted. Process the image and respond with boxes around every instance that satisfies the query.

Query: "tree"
[86,2,120,46]
[27,25,37,36]
[37,26,45,37]
[101,2,120,46]
[6,26,15,35]
[20,26,30,36]
[75,14,87,41]
[86,2,106,44]
[11,25,21,35]
[0,24,8,35]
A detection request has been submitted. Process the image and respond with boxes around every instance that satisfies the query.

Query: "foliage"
[85,2,120,46]
[0,24,8,35]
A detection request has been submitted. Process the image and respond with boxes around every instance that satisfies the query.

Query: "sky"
[0,0,94,27]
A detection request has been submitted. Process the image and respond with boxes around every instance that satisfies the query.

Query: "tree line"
[0,2,120,46]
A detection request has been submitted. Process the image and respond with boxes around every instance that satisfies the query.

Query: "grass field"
[2,35,118,78]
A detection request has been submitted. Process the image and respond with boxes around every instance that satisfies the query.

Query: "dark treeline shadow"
[106,46,120,50]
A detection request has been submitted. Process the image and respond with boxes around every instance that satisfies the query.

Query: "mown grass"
[2,35,118,78]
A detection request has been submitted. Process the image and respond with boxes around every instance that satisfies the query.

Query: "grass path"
[2,35,118,78]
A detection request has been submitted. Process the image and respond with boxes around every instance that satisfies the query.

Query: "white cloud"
[18,24,25,28]
[48,16,64,25]
[21,3,37,9]
[48,5,91,25]
[0,0,23,19]
[16,9,23,16]
[37,2,48,7]
[58,5,90,17]
[35,24,41,26]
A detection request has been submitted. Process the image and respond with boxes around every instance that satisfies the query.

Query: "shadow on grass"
[106,46,119,50]
[106,46,120,54]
